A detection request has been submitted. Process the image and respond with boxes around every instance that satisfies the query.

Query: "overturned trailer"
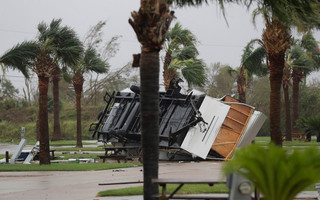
[89,83,266,161]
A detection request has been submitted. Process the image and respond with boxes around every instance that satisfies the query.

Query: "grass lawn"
[8,140,95,146]
[97,183,228,197]
[0,162,141,171]
[55,153,102,160]
[53,147,104,151]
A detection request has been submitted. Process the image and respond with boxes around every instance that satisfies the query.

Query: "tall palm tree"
[163,22,206,90]
[281,35,316,141]
[36,19,82,163]
[129,1,174,198]
[282,60,292,141]
[170,1,319,147]
[0,19,83,164]
[244,0,320,146]
[262,17,291,146]
[69,47,108,148]
[51,65,62,141]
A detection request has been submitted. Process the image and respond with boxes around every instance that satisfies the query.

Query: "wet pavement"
[0,142,318,200]
[0,161,224,200]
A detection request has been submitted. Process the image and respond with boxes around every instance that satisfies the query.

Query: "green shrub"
[0,119,94,142]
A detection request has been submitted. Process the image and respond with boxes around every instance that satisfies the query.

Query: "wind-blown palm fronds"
[0,41,40,78]
[163,22,206,90]
[171,58,206,87]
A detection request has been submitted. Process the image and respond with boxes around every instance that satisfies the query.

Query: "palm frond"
[166,22,197,52]
[180,59,207,87]
[172,44,198,61]
[37,19,83,66]
[289,45,315,73]
[249,0,320,30]
[83,47,109,74]
[241,39,262,63]
[0,41,40,78]
[168,0,243,25]
[224,144,320,200]
[301,31,318,53]
[226,66,238,76]
[296,114,320,137]
[243,46,267,77]
[167,0,209,7]
[38,19,62,43]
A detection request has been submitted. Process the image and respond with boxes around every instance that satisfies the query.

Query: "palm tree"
[297,114,320,142]
[244,0,320,146]
[129,1,174,198]
[282,60,292,141]
[228,39,267,103]
[163,22,206,90]
[69,47,108,148]
[291,32,319,133]
[51,65,62,141]
[0,19,83,164]
[36,19,82,163]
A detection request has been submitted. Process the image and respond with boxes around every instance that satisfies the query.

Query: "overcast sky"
[1,0,319,92]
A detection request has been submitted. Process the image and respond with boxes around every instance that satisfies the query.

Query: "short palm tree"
[69,47,108,148]
[0,19,83,164]
[296,114,320,142]
[228,39,267,103]
[224,144,320,200]
[163,22,206,90]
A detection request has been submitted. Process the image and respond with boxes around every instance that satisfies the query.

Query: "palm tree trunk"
[283,83,292,141]
[140,50,160,199]
[129,1,173,198]
[73,75,84,148]
[51,67,62,141]
[237,66,246,103]
[263,19,290,146]
[269,56,284,146]
[38,75,50,165]
[292,67,301,133]
[163,52,176,90]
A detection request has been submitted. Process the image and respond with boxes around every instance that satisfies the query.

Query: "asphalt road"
[0,143,318,200]
[0,161,224,200]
